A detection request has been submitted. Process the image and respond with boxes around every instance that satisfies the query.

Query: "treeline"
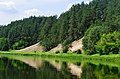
[0,17,47,50]
[0,0,120,55]
[82,0,120,55]
[0,2,93,51]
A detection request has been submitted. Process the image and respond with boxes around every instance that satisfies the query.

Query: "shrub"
[95,31,120,55]
[75,50,82,54]
[83,23,120,55]
[55,51,60,54]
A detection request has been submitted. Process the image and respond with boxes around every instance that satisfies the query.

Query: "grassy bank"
[0,51,120,67]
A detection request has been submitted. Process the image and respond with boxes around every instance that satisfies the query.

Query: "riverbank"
[0,51,120,67]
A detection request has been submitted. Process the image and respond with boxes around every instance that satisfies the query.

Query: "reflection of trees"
[2,57,119,79]
[60,62,72,79]
[36,61,61,79]
[81,63,120,79]
[0,57,36,79]
[81,63,97,79]
[36,61,79,79]
[0,57,80,79]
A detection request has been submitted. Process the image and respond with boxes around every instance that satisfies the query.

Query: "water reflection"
[0,57,120,79]
[0,57,36,79]
[81,63,120,79]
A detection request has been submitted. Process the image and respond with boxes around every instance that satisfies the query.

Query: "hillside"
[17,43,44,52]
[0,0,120,55]
[49,44,63,53]
[18,37,83,53]
[68,38,83,53]
[50,38,83,53]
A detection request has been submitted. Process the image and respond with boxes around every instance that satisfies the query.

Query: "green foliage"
[81,63,120,79]
[13,40,27,50]
[83,26,101,55]
[0,0,120,55]
[7,16,45,49]
[62,46,68,53]
[39,16,58,51]
[83,23,120,55]
[55,51,60,54]
[75,50,82,54]
[62,39,72,53]
[82,0,120,55]
[0,38,8,51]
[95,31,120,55]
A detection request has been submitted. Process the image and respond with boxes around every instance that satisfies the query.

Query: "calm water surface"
[0,56,120,79]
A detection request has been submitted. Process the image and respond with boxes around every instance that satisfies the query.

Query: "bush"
[95,31,120,55]
[62,39,72,53]
[75,49,82,54]
[55,51,60,54]
[13,40,26,50]
[83,23,120,55]
[62,46,68,53]
[82,26,101,55]
[0,38,8,51]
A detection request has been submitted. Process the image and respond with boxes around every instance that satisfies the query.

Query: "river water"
[0,55,119,79]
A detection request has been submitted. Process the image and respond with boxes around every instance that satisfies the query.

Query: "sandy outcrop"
[50,38,83,53]
[17,43,44,52]
[68,38,83,53]
[49,44,63,53]
[17,38,83,53]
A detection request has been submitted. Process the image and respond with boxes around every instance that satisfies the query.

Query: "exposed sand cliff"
[18,38,83,53]
[18,43,44,52]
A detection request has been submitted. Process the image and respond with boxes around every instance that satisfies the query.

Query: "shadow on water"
[0,56,120,79]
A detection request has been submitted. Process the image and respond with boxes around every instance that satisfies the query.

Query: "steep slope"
[17,43,44,52]
[0,0,119,55]
[49,44,63,53]
[50,38,83,53]
[18,37,83,53]
[68,38,83,53]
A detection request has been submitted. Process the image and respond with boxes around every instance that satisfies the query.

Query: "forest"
[0,0,120,55]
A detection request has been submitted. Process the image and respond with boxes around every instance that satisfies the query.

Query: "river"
[0,55,119,79]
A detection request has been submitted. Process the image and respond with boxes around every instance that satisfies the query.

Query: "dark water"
[0,57,120,79]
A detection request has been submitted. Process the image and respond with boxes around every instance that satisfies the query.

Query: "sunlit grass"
[0,51,120,67]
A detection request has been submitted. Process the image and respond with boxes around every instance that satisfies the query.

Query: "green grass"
[0,51,120,67]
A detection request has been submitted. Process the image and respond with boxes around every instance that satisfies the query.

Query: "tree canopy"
[0,0,119,55]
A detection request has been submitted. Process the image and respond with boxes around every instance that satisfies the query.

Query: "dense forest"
[0,0,120,55]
